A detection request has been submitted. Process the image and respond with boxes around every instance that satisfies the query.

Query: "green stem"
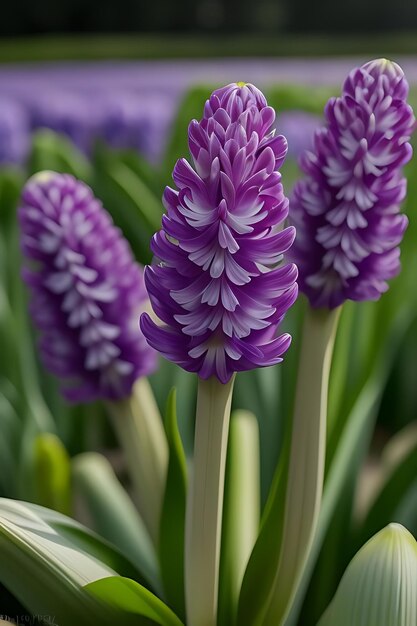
[107,377,168,547]
[262,307,340,626]
[185,375,235,626]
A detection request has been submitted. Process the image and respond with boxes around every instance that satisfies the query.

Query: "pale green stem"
[185,375,235,626]
[107,376,168,547]
[262,307,340,626]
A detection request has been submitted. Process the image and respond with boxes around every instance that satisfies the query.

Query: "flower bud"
[319,523,417,626]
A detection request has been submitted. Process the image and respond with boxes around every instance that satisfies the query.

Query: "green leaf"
[34,433,72,514]
[149,360,196,457]
[0,498,122,626]
[92,144,162,263]
[326,301,379,468]
[85,576,184,626]
[327,303,355,436]
[0,391,20,486]
[266,84,333,115]
[0,239,26,394]
[159,389,187,620]
[101,157,163,232]
[218,410,260,626]
[72,451,160,593]
[394,481,417,534]
[233,369,278,502]
[28,130,91,180]
[359,423,417,546]
[0,167,24,233]
[14,500,147,580]
[121,149,165,197]
[236,444,289,626]
[162,85,213,182]
[7,223,55,434]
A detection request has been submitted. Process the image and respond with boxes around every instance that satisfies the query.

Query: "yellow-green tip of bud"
[318,524,417,626]
[28,170,58,184]
[236,82,247,87]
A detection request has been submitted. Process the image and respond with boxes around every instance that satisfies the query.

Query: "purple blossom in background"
[0,98,30,165]
[1,58,417,167]
[19,172,157,402]
[277,110,321,159]
[100,93,174,163]
[141,83,298,383]
[290,59,415,309]
[29,92,100,155]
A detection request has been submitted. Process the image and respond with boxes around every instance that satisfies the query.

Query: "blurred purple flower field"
[1,57,416,165]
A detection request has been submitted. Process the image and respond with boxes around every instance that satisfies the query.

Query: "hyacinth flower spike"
[260,59,415,626]
[141,83,298,626]
[19,171,168,545]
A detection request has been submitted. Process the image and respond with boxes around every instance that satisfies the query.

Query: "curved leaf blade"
[34,433,71,515]
[218,410,260,626]
[28,129,91,181]
[85,576,184,626]
[72,451,160,592]
[21,500,147,581]
[359,424,417,545]
[236,430,289,626]
[159,389,187,620]
[0,498,118,626]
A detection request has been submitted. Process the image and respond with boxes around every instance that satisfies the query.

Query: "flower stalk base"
[263,306,340,626]
[185,375,235,626]
[107,377,168,546]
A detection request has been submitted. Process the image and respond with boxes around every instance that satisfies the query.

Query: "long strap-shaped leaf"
[0,499,184,626]
[85,576,184,626]
[0,498,118,626]
[72,451,160,593]
[359,424,417,548]
[159,389,188,620]
[218,410,260,626]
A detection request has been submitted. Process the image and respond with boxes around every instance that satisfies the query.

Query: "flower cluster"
[141,83,298,383]
[291,59,415,308]
[19,172,156,402]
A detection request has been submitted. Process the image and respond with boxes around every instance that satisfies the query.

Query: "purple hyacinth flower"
[140,83,298,384]
[291,59,415,309]
[19,172,157,403]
